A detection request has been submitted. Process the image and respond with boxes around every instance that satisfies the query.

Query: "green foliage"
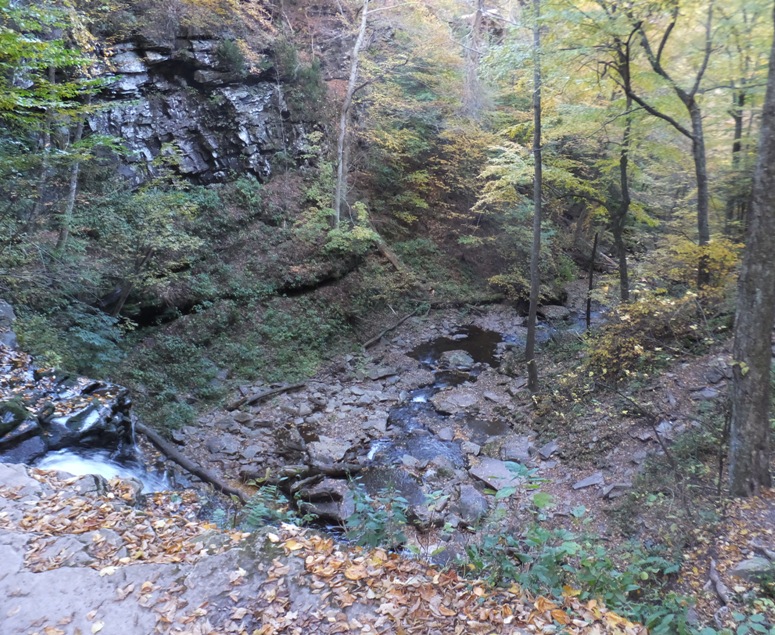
[216,39,247,75]
[324,202,379,257]
[240,483,312,530]
[273,37,326,121]
[16,302,125,376]
[345,482,410,549]
[461,521,694,634]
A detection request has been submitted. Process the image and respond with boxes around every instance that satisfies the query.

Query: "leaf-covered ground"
[0,465,647,635]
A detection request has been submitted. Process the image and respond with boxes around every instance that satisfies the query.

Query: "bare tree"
[333,0,370,227]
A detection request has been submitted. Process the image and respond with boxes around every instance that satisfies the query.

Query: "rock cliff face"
[89,37,308,184]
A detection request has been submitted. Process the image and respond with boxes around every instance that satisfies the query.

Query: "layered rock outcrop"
[90,36,308,183]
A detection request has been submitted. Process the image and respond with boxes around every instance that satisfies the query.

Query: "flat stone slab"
[431,390,479,415]
[573,471,605,490]
[307,436,351,464]
[469,458,522,491]
[538,440,559,460]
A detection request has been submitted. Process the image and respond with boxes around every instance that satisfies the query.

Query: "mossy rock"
[0,398,32,437]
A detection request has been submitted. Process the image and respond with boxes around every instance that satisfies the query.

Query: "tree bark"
[56,117,85,252]
[689,103,711,288]
[728,9,775,497]
[613,93,632,302]
[333,0,369,227]
[525,0,542,393]
[462,0,484,118]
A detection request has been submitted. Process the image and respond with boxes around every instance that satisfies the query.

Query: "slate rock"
[460,441,481,456]
[573,471,605,490]
[538,440,559,460]
[601,482,632,499]
[502,435,533,463]
[367,366,398,380]
[438,350,475,370]
[469,458,522,490]
[307,436,351,465]
[539,305,571,321]
[437,427,455,442]
[690,387,720,400]
[456,484,489,526]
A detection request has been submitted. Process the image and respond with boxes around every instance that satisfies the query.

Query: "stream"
[1,306,602,518]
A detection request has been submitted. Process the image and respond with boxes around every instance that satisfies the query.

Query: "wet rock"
[460,441,481,456]
[573,472,605,490]
[539,305,571,321]
[469,458,522,491]
[438,350,475,370]
[307,436,351,465]
[538,440,559,460]
[0,397,30,438]
[455,484,489,526]
[431,390,479,415]
[437,427,454,442]
[501,435,533,463]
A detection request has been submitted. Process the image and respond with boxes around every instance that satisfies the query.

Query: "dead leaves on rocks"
[2,469,645,635]
[0,469,239,572]
[245,524,647,635]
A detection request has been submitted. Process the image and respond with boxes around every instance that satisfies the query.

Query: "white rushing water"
[37,449,169,493]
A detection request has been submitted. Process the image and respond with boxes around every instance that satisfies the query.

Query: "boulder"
[455,484,489,526]
[539,305,571,321]
[501,435,533,463]
[438,350,475,370]
[729,557,775,582]
[307,436,351,465]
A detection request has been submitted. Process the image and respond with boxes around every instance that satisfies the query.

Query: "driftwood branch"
[226,382,306,411]
[363,309,419,349]
[135,422,249,504]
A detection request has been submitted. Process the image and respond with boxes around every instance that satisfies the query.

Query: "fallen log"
[226,382,306,411]
[135,422,249,504]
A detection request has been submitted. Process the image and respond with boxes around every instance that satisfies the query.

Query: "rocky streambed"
[179,304,602,544]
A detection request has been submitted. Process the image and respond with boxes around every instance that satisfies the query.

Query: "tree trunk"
[612,93,632,302]
[462,0,484,118]
[333,0,369,227]
[728,12,775,497]
[525,0,542,393]
[725,88,746,237]
[56,117,85,252]
[689,103,711,288]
